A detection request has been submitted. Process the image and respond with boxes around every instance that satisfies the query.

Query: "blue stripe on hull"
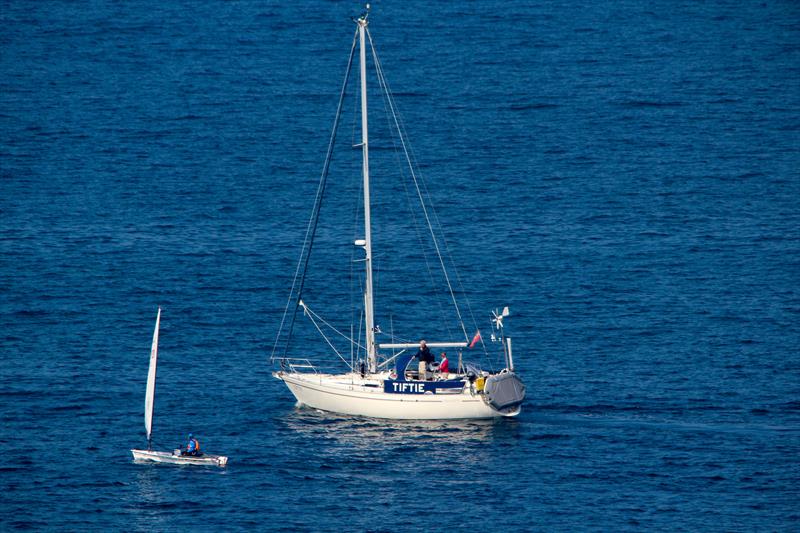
[383,379,465,394]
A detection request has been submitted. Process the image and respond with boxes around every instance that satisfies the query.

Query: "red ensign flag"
[469,330,481,349]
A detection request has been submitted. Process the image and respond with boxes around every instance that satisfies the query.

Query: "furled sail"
[144,307,160,444]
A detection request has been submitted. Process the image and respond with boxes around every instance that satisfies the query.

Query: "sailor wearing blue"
[182,433,200,456]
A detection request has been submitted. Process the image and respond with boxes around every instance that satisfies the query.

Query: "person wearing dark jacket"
[415,340,435,380]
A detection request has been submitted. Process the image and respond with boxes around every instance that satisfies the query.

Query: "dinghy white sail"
[271,7,526,420]
[131,308,228,466]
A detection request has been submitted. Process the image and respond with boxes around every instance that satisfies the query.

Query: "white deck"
[131,448,228,467]
[274,371,520,420]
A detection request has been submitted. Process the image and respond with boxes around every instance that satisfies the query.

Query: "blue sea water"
[2,0,800,530]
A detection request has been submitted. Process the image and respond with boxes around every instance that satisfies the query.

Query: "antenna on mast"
[352,3,370,23]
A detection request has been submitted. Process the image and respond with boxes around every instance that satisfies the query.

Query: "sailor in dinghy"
[130,308,229,467]
[181,433,201,456]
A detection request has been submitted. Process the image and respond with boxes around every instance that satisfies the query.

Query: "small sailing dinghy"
[271,7,526,420]
[131,308,228,467]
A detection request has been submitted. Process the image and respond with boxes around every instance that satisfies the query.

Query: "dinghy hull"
[131,448,228,467]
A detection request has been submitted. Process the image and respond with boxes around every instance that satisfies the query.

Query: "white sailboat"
[131,308,228,467]
[272,8,526,420]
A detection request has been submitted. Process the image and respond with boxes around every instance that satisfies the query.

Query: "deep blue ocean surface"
[2,1,799,530]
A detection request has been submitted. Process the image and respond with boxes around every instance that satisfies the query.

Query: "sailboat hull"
[276,372,520,420]
[131,449,228,467]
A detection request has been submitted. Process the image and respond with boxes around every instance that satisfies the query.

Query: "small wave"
[738,171,763,179]
[13,309,49,317]
[0,390,37,398]
[618,100,684,109]
[75,481,126,488]
[166,114,207,122]
[48,404,89,412]
[8,521,50,529]
[778,401,800,411]
[508,103,559,111]
[391,92,429,98]
[527,433,571,441]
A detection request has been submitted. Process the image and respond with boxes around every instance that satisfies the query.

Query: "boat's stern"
[483,371,526,413]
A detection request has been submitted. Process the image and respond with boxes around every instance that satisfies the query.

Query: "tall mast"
[357,10,377,373]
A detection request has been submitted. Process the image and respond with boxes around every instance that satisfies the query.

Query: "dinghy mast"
[144,307,160,450]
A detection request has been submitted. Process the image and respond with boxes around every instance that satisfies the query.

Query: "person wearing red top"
[438,352,449,375]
